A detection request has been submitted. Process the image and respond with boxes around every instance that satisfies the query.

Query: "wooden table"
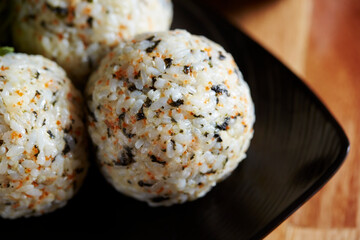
[205,0,360,238]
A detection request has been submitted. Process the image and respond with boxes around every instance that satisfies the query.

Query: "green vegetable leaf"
[0,47,14,56]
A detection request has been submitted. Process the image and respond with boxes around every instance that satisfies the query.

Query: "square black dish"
[1,0,349,239]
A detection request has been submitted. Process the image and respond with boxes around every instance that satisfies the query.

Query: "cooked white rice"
[86,29,255,206]
[0,53,88,219]
[12,0,173,87]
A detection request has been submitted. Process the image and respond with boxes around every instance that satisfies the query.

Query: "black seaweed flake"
[150,155,166,166]
[35,71,40,79]
[171,117,177,123]
[206,169,217,175]
[128,84,137,92]
[115,147,135,166]
[138,180,154,187]
[34,145,40,157]
[87,16,93,27]
[218,51,226,60]
[35,90,41,98]
[0,140,3,146]
[134,70,141,79]
[183,65,192,74]
[43,104,48,111]
[233,113,242,120]
[146,40,161,53]
[122,128,136,138]
[190,154,195,160]
[150,77,157,90]
[151,196,170,203]
[169,99,184,107]
[216,117,230,131]
[146,35,155,41]
[211,85,230,97]
[45,3,69,18]
[118,112,126,122]
[62,137,71,155]
[193,114,204,118]
[171,139,176,150]
[136,106,146,121]
[144,98,152,108]
[42,119,46,126]
[107,128,111,138]
[32,111,38,119]
[164,58,173,69]
[223,157,229,168]
[47,130,55,139]
[214,134,223,142]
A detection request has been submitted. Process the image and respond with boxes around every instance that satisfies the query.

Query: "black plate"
[1,0,349,239]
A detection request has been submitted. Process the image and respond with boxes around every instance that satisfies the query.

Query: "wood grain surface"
[204,0,360,238]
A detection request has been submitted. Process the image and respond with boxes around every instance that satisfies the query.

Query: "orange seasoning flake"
[114,68,127,79]
[11,131,22,139]
[32,145,39,155]
[57,33,64,40]
[82,6,92,15]
[1,66,9,71]
[15,90,24,96]
[44,80,53,88]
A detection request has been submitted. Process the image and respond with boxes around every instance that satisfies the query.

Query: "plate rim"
[177,1,351,239]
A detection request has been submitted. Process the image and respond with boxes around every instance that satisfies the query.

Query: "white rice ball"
[86,30,255,206]
[12,0,173,87]
[0,53,88,218]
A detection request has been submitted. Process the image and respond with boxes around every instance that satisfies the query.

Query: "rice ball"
[0,53,88,218]
[86,30,255,206]
[12,0,173,87]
